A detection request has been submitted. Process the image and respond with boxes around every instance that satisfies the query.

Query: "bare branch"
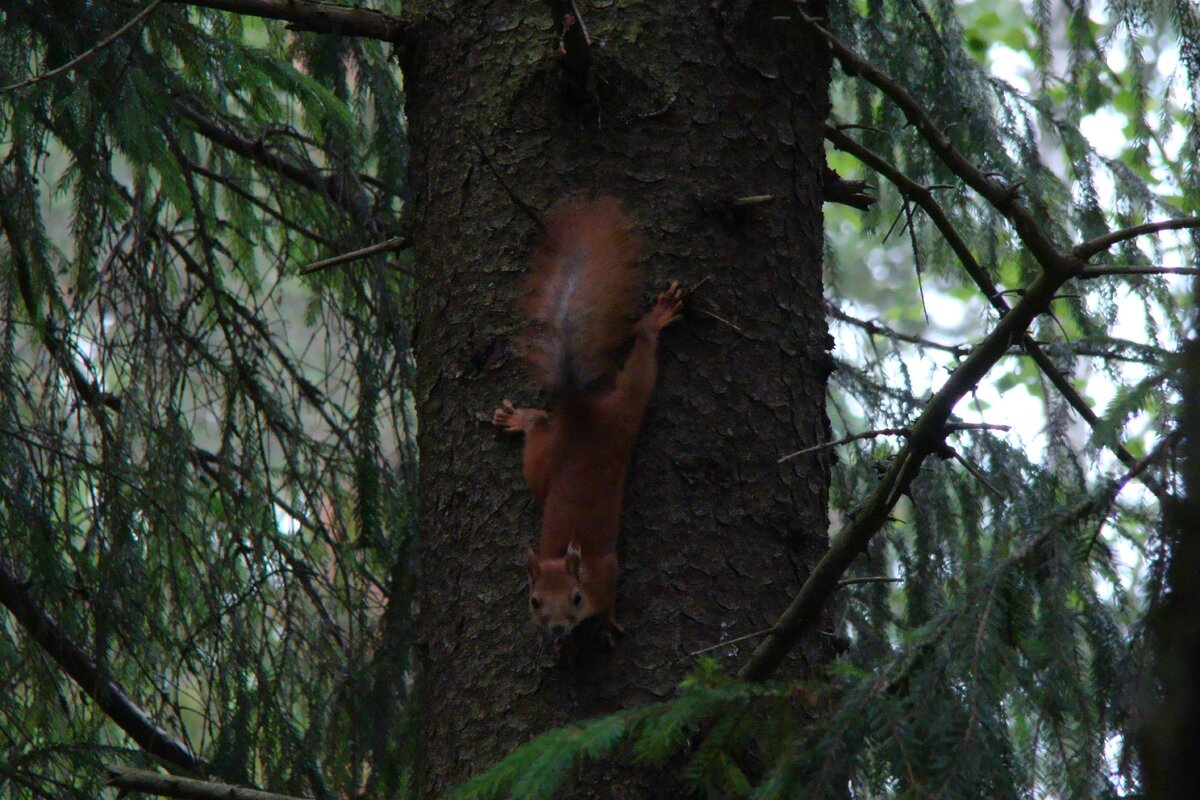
[0,561,203,771]
[1074,218,1200,260]
[779,427,910,462]
[688,627,776,657]
[106,767,308,800]
[185,160,337,247]
[1079,264,1200,278]
[946,446,1005,498]
[837,576,903,587]
[170,0,409,42]
[0,1,164,95]
[779,423,1010,462]
[829,304,972,356]
[299,235,411,276]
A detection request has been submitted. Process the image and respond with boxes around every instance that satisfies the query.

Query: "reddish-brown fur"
[493,197,682,646]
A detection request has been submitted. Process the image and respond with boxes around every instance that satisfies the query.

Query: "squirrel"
[491,196,682,648]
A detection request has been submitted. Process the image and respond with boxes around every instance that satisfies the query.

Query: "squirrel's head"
[526,542,592,642]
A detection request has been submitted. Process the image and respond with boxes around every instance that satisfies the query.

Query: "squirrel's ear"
[525,546,540,580]
[565,542,582,580]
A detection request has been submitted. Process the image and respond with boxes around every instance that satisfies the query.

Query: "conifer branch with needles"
[0,561,204,772]
[0,1,165,95]
[744,19,1185,682]
[824,125,1168,500]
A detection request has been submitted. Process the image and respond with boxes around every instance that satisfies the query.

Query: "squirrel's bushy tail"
[521,196,644,394]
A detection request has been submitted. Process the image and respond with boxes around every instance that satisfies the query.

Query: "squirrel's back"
[520,196,644,394]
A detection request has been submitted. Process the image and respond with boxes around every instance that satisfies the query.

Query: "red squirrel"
[492,196,682,647]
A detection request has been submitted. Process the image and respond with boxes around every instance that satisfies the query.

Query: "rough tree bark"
[404,3,833,794]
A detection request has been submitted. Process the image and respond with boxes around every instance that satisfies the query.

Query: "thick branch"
[106,767,307,800]
[1074,218,1200,260]
[1079,264,1200,278]
[171,0,409,42]
[0,561,203,771]
[740,269,1065,681]
[822,166,876,210]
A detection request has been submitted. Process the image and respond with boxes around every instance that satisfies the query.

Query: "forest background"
[1,0,1198,798]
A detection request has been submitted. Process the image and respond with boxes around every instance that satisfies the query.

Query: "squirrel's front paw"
[492,400,547,433]
[649,282,684,332]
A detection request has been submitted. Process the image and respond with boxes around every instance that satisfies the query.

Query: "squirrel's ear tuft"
[565,542,582,580]
[525,546,540,580]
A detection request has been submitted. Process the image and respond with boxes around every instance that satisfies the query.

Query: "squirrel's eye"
[530,596,540,610]
[572,590,583,607]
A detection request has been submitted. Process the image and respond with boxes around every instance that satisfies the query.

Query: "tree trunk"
[404,3,833,795]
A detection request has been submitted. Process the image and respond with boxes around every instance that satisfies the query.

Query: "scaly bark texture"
[404,3,832,794]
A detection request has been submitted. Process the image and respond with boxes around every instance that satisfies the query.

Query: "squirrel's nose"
[550,623,567,636]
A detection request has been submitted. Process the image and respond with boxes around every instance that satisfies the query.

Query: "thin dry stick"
[837,576,903,587]
[1,1,164,95]
[696,306,743,333]
[299,235,410,275]
[829,305,972,356]
[946,447,1005,498]
[689,627,776,657]
[779,427,910,462]
[779,423,1010,463]
[731,194,777,207]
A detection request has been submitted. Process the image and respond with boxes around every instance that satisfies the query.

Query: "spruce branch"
[174,103,366,214]
[0,561,203,772]
[824,126,1168,500]
[0,198,122,423]
[106,767,308,800]
[0,1,164,95]
[170,0,410,42]
[1074,218,1200,260]
[184,160,338,247]
[805,15,1075,276]
[741,267,1071,681]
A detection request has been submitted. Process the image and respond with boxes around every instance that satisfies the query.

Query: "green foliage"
[1,1,414,798]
